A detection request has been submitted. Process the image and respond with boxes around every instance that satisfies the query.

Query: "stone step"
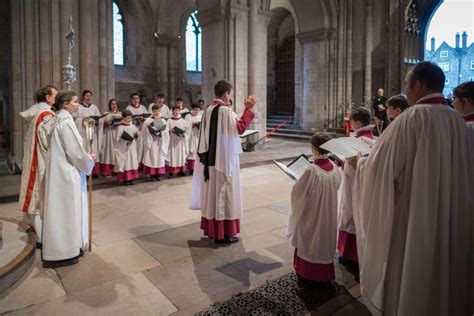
[266,128,314,136]
[266,124,301,130]
[267,132,312,141]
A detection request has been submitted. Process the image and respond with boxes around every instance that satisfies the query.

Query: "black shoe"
[92,174,99,179]
[129,181,134,185]
[215,236,240,244]
[36,242,42,249]
[122,181,129,186]
[154,175,161,181]
[189,170,194,176]
[151,176,157,182]
[177,171,186,177]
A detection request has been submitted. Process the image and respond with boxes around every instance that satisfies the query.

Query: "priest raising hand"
[244,95,257,109]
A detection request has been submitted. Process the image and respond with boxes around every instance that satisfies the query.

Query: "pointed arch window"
[186,10,201,72]
[113,2,125,66]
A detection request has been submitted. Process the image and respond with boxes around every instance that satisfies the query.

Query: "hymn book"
[239,129,259,138]
[172,126,186,136]
[273,154,311,182]
[120,131,135,142]
[320,137,372,159]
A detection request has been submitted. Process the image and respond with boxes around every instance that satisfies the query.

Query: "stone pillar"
[298,28,336,131]
[364,0,373,103]
[79,0,93,92]
[247,2,271,145]
[346,0,353,103]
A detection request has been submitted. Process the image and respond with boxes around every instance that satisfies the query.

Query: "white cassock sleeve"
[61,121,95,175]
[285,167,312,239]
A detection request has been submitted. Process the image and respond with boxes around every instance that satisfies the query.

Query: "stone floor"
[0,138,371,315]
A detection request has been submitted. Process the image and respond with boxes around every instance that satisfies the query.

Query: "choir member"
[386,94,409,121]
[189,80,256,244]
[176,97,190,117]
[99,99,121,176]
[126,93,148,164]
[148,92,171,119]
[167,104,189,177]
[142,104,170,181]
[337,107,373,266]
[42,90,95,263]
[114,110,139,185]
[18,85,57,246]
[74,90,101,176]
[286,133,342,284]
[452,81,474,170]
[353,62,473,315]
[185,102,203,174]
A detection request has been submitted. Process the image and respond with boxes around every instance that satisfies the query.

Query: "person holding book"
[386,94,408,121]
[142,104,170,181]
[114,110,139,185]
[176,97,190,119]
[337,107,373,267]
[353,62,472,315]
[286,132,342,284]
[189,80,256,244]
[167,104,189,177]
[126,93,148,164]
[74,90,101,176]
[148,92,171,119]
[99,99,121,177]
[185,102,203,175]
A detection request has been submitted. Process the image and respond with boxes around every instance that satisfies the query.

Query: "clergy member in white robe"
[42,91,95,261]
[74,90,101,175]
[189,80,256,244]
[126,93,148,164]
[142,105,170,181]
[452,81,474,168]
[99,99,121,176]
[114,110,140,185]
[286,133,342,283]
[352,62,473,316]
[167,105,190,176]
[337,107,374,264]
[18,85,57,244]
[147,92,171,119]
[185,103,203,174]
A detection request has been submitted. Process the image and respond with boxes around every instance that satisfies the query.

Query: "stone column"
[79,0,93,92]
[298,28,336,131]
[248,2,271,145]
[346,0,353,103]
[364,0,373,103]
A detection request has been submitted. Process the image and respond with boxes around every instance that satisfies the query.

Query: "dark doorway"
[275,36,295,115]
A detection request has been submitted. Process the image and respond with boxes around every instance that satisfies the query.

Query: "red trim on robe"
[314,158,333,171]
[200,217,240,240]
[92,162,100,175]
[337,230,358,262]
[236,108,255,135]
[116,169,139,183]
[170,116,182,120]
[464,113,474,123]
[293,249,335,283]
[355,129,374,139]
[22,111,54,213]
[142,165,166,175]
[166,165,187,174]
[100,163,115,176]
[187,159,195,171]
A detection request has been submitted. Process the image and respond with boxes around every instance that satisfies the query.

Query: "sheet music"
[320,137,371,159]
[273,155,311,182]
[240,129,259,138]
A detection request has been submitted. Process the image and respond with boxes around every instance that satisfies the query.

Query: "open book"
[320,137,373,159]
[240,129,259,138]
[273,154,311,182]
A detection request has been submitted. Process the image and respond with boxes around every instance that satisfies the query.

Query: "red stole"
[355,128,374,139]
[81,102,91,108]
[415,97,448,106]
[463,113,474,123]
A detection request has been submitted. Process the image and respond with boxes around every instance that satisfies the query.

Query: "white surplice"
[114,123,139,172]
[353,94,473,316]
[189,104,243,221]
[126,104,148,161]
[185,112,203,161]
[141,117,170,168]
[99,112,121,167]
[74,103,101,163]
[42,109,95,261]
[286,162,342,263]
[167,117,189,168]
[148,103,171,119]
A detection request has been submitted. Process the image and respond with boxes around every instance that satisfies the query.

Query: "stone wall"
[0,0,11,149]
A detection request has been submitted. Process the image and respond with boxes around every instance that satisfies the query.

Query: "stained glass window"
[186,11,201,72]
[113,2,124,66]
